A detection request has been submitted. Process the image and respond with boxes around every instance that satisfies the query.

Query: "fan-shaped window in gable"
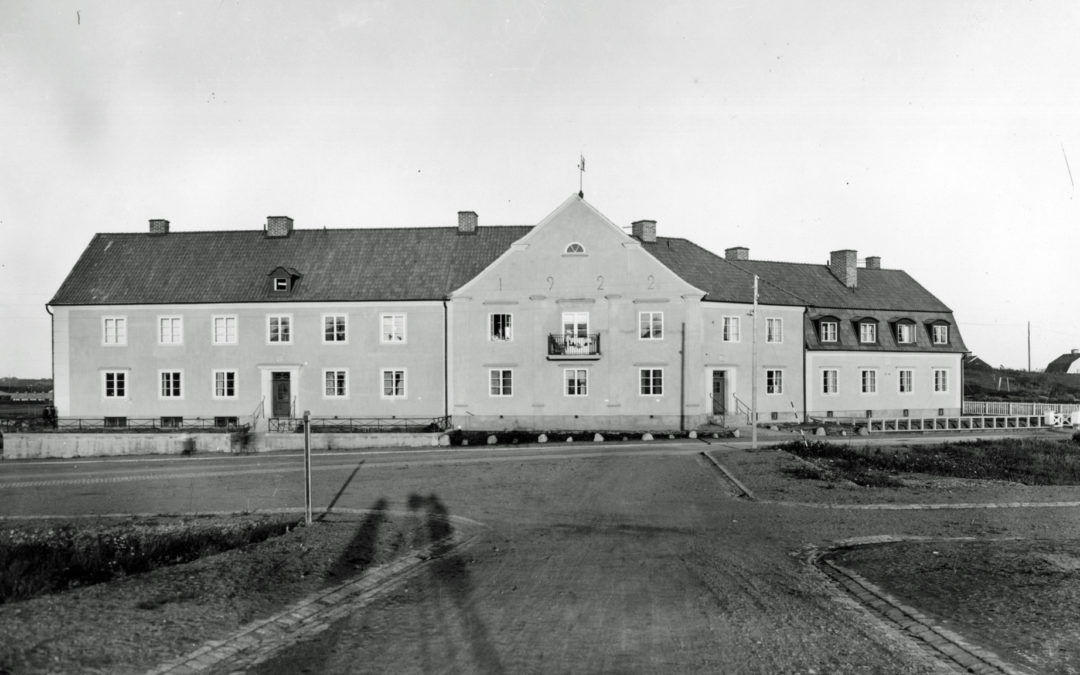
[565,242,586,255]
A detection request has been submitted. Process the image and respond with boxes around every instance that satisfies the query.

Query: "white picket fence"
[963,401,1080,416]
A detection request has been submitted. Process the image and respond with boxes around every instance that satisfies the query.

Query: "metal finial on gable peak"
[577,154,585,198]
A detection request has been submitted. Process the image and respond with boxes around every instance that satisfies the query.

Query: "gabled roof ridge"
[656,237,907,270]
[94,224,533,236]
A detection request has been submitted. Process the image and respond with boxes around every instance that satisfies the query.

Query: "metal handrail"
[7,417,250,433]
[548,333,601,356]
[268,415,451,434]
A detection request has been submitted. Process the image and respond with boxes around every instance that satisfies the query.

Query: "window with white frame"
[212,316,237,345]
[933,324,949,345]
[639,312,663,340]
[766,318,783,343]
[381,314,406,343]
[898,369,914,393]
[562,312,589,338]
[766,369,783,395]
[273,277,289,292]
[861,369,877,394]
[489,369,513,396]
[324,315,347,343]
[640,368,663,395]
[896,322,915,344]
[722,316,740,342]
[160,371,182,399]
[324,369,348,398]
[103,371,127,398]
[820,321,837,343]
[860,322,877,343]
[933,368,949,392]
[381,369,406,398]
[490,314,513,341]
[565,242,586,254]
[822,369,838,395]
[159,316,183,345]
[213,370,237,398]
[268,315,291,343]
[564,369,588,396]
[103,317,127,345]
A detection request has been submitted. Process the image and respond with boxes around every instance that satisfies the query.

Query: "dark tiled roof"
[1046,352,1080,373]
[642,238,952,312]
[803,308,968,353]
[50,227,532,305]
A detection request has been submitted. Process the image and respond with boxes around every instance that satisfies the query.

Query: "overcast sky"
[2,0,1078,378]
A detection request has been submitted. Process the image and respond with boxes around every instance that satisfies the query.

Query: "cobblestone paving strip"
[805,537,1033,675]
[148,527,481,675]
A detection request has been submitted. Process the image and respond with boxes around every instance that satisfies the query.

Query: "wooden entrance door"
[272,372,291,417]
[711,371,726,415]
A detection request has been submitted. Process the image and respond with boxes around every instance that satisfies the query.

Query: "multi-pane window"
[640,368,663,395]
[564,369,588,396]
[489,369,513,397]
[565,242,586,254]
[562,312,589,338]
[213,370,236,398]
[822,369,838,395]
[766,318,783,343]
[382,369,406,398]
[324,369,348,398]
[160,371,182,398]
[933,325,949,345]
[820,321,837,343]
[324,315,347,343]
[268,315,291,343]
[722,316,740,342]
[213,316,237,345]
[103,317,127,345]
[491,314,513,341]
[159,316,183,344]
[766,369,783,395]
[104,371,127,398]
[861,369,877,394]
[639,312,663,340]
[860,322,877,343]
[898,369,914,393]
[381,314,406,343]
[896,323,915,344]
[273,277,288,292]
[934,369,949,392]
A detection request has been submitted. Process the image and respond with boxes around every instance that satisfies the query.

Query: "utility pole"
[1027,321,1031,372]
[751,275,759,450]
[303,410,312,525]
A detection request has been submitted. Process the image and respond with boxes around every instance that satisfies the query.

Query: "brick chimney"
[457,211,478,235]
[631,220,656,243]
[266,216,294,238]
[149,219,169,235]
[829,249,858,288]
[864,256,881,269]
[725,246,749,261]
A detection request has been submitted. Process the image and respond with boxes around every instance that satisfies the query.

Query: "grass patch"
[778,437,1080,486]
[0,515,300,604]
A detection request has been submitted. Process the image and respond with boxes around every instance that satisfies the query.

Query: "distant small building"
[963,354,993,371]
[1047,350,1080,374]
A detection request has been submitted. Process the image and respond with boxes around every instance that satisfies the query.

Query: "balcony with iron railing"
[547,333,601,360]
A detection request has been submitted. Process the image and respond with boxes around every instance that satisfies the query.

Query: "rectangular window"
[103,317,127,345]
[861,369,877,394]
[381,314,406,343]
[564,368,588,396]
[766,318,783,343]
[160,371,182,399]
[324,369,348,398]
[214,416,239,429]
[933,325,949,345]
[273,277,288,292]
[268,315,292,343]
[897,323,915,344]
[212,316,237,345]
[934,369,949,393]
[860,323,877,343]
[562,312,589,338]
[820,321,837,343]
[639,312,663,340]
[822,369,838,395]
[489,369,513,396]
[640,368,663,396]
[722,316,740,342]
[766,369,783,395]
[213,370,236,398]
[898,369,914,393]
[490,314,513,341]
[103,371,127,398]
[324,315,347,343]
[382,369,406,398]
[104,416,127,428]
[160,416,182,429]
[159,316,183,345]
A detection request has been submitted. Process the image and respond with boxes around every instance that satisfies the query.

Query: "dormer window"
[268,266,301,294]
[895,320,916,344]
[565,242,586,255]
[932,324,949,345]
[859,321,877,344]
[273,278,288,292]
[819,319,838,343]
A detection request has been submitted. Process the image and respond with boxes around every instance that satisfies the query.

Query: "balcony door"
[562,312,589,338]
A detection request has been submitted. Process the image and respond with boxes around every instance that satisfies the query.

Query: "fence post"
[303,410,312,526]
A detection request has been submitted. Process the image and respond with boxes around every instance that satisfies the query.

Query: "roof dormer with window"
[268,266,302,295]
[891,318,917,345]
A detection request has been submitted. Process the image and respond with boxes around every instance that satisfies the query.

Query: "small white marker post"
[303,410,312,525]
